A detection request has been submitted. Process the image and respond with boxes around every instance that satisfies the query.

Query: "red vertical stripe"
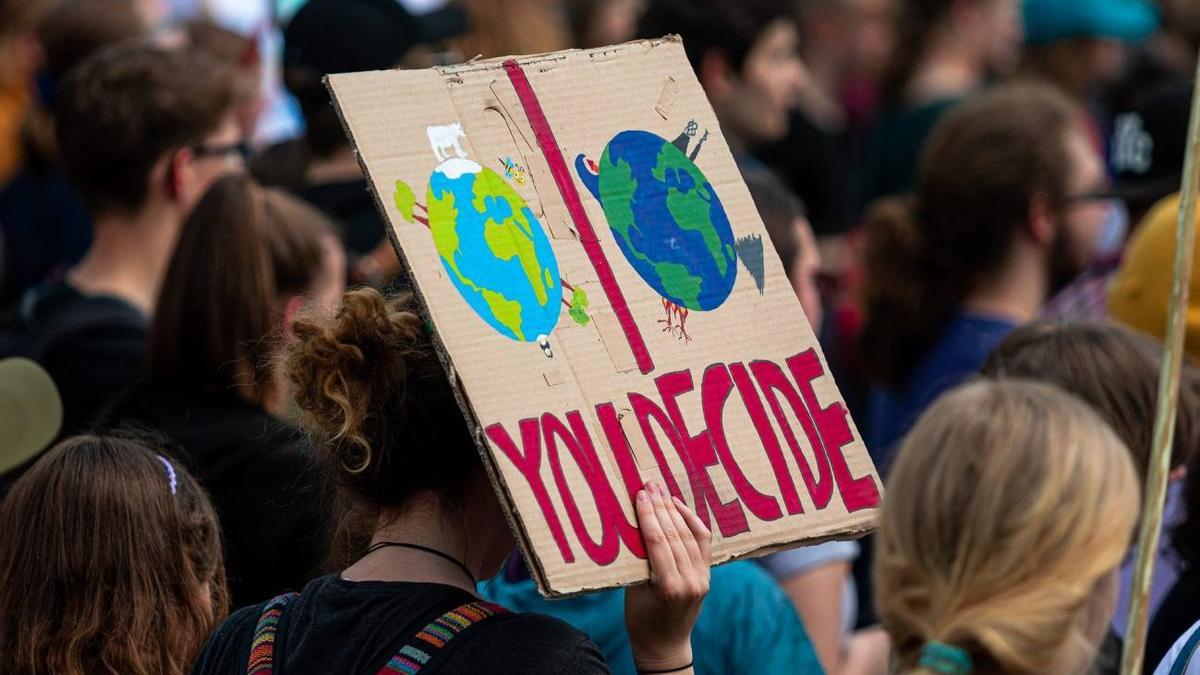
[502,59,655,374]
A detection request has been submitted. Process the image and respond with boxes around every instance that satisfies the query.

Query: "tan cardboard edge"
[321,73,554,597]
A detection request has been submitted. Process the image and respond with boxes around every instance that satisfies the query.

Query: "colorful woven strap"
[247,592,300,675]
[376,601,509,674]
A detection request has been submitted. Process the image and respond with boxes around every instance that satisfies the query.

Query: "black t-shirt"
[0,279,146,434]
[100,383,331,609]
[193,575,609,674]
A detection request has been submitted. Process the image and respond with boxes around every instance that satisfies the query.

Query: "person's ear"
[282,294,306,334]
[699,49,737,101]
[1026,192,1056,248]
[166,147,195,205]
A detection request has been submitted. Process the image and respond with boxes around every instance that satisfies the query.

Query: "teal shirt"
[480,561,824,675]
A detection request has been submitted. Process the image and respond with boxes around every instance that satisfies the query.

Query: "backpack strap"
[247,592,300,675]
[376,601,509,675]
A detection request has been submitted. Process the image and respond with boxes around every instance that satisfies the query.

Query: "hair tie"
[919,642,972,675]
[155,454,178,495]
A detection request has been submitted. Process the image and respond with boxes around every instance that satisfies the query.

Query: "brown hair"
[1019,41,1102,103]
[982,320,1199,480]
[286,288,481,560]
[185,19,261,112]
[16,0,148,168]
[0,435,227,675]
[876,380,1139,675]
[148,174,336,406]
[37,0,148,79]
[53,42,235,215]
[455,0,572,60]
[860,83,1079,387]
[639,0,795,74]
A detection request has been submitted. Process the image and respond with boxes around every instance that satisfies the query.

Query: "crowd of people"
[0,0,1198,673]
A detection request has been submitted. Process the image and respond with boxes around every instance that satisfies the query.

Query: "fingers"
[635,485,679,585]
[672,495,712,567]
[648,482,692,578]
[666,494,702,568]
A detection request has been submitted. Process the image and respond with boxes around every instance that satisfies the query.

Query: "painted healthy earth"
[575,128,738,341]
[426,158,562,344]
[393,124,590,358]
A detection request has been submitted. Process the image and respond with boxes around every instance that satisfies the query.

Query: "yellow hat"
[1108,193,1200,359]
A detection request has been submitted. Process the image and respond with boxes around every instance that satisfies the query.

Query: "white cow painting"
[427,123,468,161]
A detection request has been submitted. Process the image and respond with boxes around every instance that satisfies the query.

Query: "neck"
[962,245,1048,324]
[907,34,984,104]
[69,203,180,315]
[341,496,481,593]
[306,145,363,185]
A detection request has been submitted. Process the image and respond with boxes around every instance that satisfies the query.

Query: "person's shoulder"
[36,283,146,352]
[482,610,591,643]
[756,540,860,581]
[456,610,608,673]
[191,602,262,674]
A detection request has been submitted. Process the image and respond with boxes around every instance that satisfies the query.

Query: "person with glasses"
[0,42,241,442]
[858,81,1109,465]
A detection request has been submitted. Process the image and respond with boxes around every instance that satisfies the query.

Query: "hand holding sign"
[626,481,711,674]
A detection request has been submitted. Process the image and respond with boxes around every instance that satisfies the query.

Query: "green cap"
[0,358,63,474]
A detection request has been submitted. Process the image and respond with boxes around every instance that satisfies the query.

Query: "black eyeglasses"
[192,141,251,163]
[1066,181,1119,204]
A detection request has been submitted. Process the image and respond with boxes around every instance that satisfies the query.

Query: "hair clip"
[156,454,178,495]
[919,641,972,675]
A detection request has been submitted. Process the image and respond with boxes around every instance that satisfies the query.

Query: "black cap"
[284,0,467,77]
[1110,79,1192,209]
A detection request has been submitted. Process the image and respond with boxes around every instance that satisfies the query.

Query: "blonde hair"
[875,380,1140,675]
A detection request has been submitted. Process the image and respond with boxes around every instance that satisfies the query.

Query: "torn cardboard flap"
[655,76,678,120]
[326,36,882,598]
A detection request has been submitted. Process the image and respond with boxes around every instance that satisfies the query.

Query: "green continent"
[599,155,639,246]
[480,288,525,341]
[654,261,702,308]
[393,179,416,223]
[600,153,684,296]
[427,185,462,275]
[654,143,726,276]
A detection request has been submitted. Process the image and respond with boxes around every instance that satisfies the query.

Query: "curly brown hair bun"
[286,288,480,548]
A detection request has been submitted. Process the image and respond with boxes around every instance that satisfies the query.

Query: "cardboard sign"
[326,37,882,597]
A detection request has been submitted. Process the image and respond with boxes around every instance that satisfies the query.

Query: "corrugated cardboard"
[326,37,882,597]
